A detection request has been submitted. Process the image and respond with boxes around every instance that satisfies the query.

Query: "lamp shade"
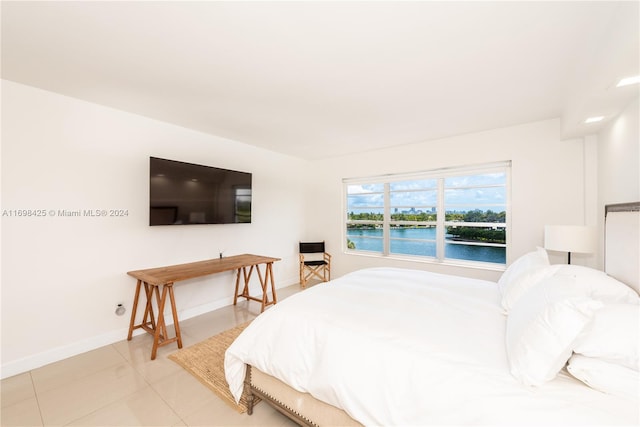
[544,225,597,254]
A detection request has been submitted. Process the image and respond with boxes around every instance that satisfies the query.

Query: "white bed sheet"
[225,267,639,426]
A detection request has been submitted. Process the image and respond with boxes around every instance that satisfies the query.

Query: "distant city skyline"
[348,173,506,213]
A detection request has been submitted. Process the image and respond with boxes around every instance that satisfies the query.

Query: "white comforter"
[225,268,638,426]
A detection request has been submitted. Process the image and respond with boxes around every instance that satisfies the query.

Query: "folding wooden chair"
[299,241,331,288]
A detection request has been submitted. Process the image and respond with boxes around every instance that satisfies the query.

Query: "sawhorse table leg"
[127,280,156,340]
[233,262,278,312]
[127,280,183,360]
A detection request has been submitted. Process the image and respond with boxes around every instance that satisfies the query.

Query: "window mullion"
[383,182,390,255]
[436,178,445,261]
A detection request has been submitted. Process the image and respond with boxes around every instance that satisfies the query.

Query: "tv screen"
[149,157,252,225]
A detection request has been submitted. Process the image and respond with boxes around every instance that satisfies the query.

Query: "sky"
[347,173,506,213]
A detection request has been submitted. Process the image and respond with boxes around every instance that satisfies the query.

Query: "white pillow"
[499,247,553,312]
[550,265,640,305]
[573,303,640,371]
[506,274,603,386]
[567,354,640,400]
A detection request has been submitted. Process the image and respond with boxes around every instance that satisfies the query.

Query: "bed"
[225,202,640,426]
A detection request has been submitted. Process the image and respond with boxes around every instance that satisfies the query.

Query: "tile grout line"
[54,346,149,426]
[28,371,45,427]
[131,344,188,427]
[59,344,162,427]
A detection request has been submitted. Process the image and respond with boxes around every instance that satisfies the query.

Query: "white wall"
[596,98,640,268]
[1,80,308,377]
[597,98,639,205]
[306,119,594,282]
[4,78,629,379]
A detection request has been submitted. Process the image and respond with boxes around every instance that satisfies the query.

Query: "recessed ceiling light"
[616,75,640,87]
[584,116,604,124]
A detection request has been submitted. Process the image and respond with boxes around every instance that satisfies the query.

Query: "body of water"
[347,227,505,264]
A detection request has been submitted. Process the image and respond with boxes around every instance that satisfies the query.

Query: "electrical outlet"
[115,303,126,316]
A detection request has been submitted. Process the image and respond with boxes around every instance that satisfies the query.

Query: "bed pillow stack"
[567,303,639,399]
[499,251,640,396]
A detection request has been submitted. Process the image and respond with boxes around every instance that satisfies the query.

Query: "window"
[344,162,510,267]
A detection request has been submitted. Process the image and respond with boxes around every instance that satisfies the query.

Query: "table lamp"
[544,225,597,264]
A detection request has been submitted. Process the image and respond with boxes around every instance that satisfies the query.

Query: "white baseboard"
[0,296,236,380]
[0,276,298,380]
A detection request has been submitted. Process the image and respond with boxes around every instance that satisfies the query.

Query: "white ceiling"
[2,1,638,160]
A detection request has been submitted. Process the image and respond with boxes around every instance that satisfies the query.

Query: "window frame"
[343,161,511,270]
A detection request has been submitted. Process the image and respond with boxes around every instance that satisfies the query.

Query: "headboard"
[604,201,640,294]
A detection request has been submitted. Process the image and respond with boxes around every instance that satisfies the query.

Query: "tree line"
[347,209,506,244]
[348,209,505,223]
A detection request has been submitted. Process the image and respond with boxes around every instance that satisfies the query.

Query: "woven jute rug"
[168,321,259,413]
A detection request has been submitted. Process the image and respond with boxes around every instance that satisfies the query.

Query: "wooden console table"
[126,254,280,360]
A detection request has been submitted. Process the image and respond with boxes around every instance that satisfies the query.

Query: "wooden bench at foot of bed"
[244,365,362,427]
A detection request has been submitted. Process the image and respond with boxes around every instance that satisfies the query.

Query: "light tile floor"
[1,284,308,427]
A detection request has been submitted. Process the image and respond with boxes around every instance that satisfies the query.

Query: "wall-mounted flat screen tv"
[149,157,252,225]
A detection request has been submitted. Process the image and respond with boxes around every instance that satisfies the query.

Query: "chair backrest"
[299,241,325,254]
